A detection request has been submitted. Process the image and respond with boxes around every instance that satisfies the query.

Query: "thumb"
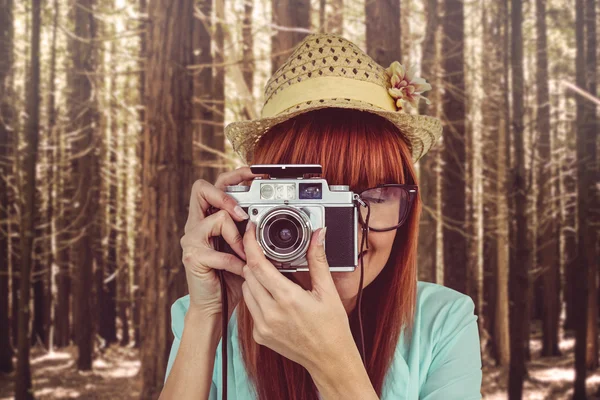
[306,227,334,292]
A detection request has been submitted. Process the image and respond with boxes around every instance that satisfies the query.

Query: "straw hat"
[225,32,442,164]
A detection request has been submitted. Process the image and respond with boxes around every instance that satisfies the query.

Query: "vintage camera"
[211,164,363,272]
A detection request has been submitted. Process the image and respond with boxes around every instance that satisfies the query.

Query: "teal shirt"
[165,281,483,399]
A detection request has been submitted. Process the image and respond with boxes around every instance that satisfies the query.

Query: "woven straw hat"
[225,32,442,164]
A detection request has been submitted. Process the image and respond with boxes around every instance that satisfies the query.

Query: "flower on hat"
[385,61,432,111]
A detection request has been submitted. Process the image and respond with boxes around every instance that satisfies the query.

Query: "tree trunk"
[242,0,254,111]
[328,0,343,34]
[365,0,401,67]
[271,0,311,71]
[68,0,99,371]
[417,0,438,284]
[574,0,590,397]
[508,0,531,396]
[15,0,41,397]
[98,33,118,347]
[480,0,509,366]
[0,0,15,374]
[45,0,60,352]
[584,0,598,372]
[534,0,561,358]
[441,0,467,295]
[133,0,148,348]
[139,0,195,396]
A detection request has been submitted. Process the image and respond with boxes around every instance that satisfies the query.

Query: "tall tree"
[573,0,590,396]
[45,0,60,351]
[15,0,41,397]
[0,0,15,374]
[441,0,467,294]
[508,0,531,396]
[417,0,438,283]
[139,0,195,395]
[271,0,311,71]
[68,0,99,370]
[242,0,254,106]
[365,0,401,67]
[480,0,510,366]
[583,0,598,371]
[320,0,343,34]
[535,0,561,358]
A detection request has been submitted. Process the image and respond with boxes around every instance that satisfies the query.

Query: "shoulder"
[416,281,475,316]
[170,295,190,339]
[415,281,479,364]
[415,281,477,348]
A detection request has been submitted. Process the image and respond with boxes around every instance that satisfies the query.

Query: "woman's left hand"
[241,221,356,375]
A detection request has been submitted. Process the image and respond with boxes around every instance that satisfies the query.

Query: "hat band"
[261,76,397,118]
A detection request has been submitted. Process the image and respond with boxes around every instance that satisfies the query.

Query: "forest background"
[0,0,599,399]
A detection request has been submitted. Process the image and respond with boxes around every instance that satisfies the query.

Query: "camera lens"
[258,207,312,263]
[268,218,299,249]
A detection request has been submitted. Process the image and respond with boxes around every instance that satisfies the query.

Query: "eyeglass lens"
[359,186,410,230]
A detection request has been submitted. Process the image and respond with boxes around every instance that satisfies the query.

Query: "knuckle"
[252,327,263,344]
[232,232,243,245]
[255,324,271,341]
[247,259,261,271]
[216,209,229,221]
[221,193,234,207]
[181,248,195,266]
[193,179,208,192]
[279,294,296,309]
[316,250,328,264]
[222,252,238,265]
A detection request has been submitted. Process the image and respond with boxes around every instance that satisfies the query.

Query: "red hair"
[237,108,421,399]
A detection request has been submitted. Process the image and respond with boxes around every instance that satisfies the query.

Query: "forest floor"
[1,329,600,399]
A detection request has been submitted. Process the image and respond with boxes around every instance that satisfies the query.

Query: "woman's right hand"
[180,166,262,321]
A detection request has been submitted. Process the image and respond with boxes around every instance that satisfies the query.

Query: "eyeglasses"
[357,184,418,232]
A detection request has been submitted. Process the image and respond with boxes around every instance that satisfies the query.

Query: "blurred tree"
[15,0,41,397]
[481,0,510,367]
[0,0,15,375]
[45,0,60,351]
[535,0,561,358]
[584,0,598,371]
[417,0,438,284]
[272,0,311,71]
[441,0,467,294]
[508,0,531,396]
[365,0,401,66]
[68,0,99,371]
[139,0,195,395]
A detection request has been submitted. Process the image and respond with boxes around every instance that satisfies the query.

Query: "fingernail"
[234,205,249,220]
[246,220,254,232]
[318,226,327,246]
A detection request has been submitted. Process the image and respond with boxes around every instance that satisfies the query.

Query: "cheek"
[288,231,397,294]
[332,230,397,294]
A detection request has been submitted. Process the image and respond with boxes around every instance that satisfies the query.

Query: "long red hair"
[237,108,421,399]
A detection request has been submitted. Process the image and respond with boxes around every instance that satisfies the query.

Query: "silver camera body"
[215,164,362,272]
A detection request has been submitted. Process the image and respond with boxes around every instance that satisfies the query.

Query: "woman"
[161,33,482,400]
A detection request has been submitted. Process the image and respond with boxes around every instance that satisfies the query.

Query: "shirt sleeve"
[419,295,483,400]
[164,297,218,400]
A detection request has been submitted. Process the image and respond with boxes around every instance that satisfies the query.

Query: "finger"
[189,209,247,261]
[214,166,263,191]
[243,221,300,301]
[185,179,249,234]
[242,280,265,326]
[182,246,245,276]
[306,227,335,293]
[242,265,277,312]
